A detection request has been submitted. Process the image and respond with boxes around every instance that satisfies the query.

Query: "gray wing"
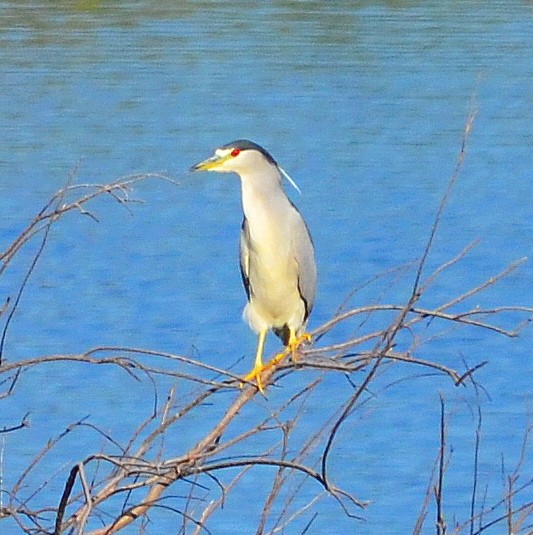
[239,217,251,301]
[290,204,317,320]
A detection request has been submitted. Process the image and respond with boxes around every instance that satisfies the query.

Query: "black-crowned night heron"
[191,139,316,392]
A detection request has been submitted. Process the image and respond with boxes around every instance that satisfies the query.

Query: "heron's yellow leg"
[242,328,268,393]
[288,331,312,361]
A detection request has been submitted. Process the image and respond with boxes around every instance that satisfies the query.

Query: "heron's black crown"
[221,139,278,167]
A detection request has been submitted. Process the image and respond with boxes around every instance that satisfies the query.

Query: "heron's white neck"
[238,166,291,225]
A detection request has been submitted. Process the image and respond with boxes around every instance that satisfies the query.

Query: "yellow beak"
[190,153,231,172]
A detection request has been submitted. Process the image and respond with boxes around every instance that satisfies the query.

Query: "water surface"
[1,2,532,533]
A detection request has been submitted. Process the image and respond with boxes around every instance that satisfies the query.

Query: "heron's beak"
[190,153,231,172]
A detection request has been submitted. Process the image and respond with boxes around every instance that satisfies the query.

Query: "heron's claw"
[288,333,312,360]
[270,332,312,367]
[241,364,267,394]
[240,333,313,393]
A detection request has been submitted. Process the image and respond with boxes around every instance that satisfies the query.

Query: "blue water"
[1,2,532,534]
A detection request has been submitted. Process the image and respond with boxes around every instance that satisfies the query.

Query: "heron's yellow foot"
[240,333,313,392]
[242,363,268,394]
[288,333,312,361]
[269,332,312,367]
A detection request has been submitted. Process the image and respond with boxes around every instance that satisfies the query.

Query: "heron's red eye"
[231,148,240,157]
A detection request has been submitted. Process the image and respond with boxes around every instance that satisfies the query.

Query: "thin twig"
[436,396,447,535]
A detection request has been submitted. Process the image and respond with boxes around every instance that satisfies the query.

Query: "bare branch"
[0,412,30,434]
[2,111,532,535]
